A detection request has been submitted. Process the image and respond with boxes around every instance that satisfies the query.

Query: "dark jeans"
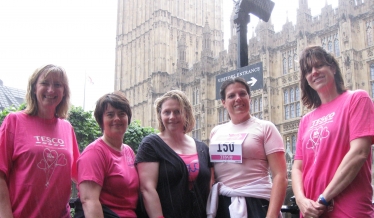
[216,195,269,218]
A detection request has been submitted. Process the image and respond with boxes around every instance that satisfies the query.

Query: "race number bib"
[209,133,248,163]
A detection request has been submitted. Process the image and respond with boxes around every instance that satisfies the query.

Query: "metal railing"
[281,196,300,218]
[70,196,300,217]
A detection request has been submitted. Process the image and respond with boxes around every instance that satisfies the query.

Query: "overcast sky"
[0,0,338,111]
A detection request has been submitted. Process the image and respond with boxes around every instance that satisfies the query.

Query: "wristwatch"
[318,194,330,206]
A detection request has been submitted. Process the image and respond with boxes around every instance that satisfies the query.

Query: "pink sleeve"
[294,118,305,160]
[0,114,15,177]
[348,91,374,142]
[77,144,106,187]
[263,121,285,155]
[70,129,80,183]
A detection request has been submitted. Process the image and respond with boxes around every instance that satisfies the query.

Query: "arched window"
[294,54,298,69]
[296,102,301,117]
[283,58,287,74]
[370,63,374,80]
[285,105,289,120]
[296,87,300,100]
[288,56,293,69]
[290,88,295,102]
[367,21,373,46]
[334,39,340,57]
[224,109,228,121]
[259,98,262,111]
[284,90,289,104]
[255,99,258,113]
[328,41,333,52]
[290,104,295,118]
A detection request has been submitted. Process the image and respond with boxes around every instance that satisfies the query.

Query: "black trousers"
[216,195,269,218]
[73,198,120,218]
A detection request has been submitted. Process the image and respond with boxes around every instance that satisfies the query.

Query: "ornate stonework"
[115,0,374,147]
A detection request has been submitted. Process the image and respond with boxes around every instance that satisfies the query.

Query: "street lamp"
[233,0,275,68]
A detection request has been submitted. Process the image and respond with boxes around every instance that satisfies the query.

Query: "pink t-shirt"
[77,138,139,217]
[210,117,284,190]
[178,153,199,189]
[0,111,80,218]
[295,90,374,217]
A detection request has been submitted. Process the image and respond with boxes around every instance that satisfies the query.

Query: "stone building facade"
[115,0,374,164]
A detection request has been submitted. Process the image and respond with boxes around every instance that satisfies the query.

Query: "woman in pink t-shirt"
[0,64,80,218]
[75,91,139,218]
[292,46,374,218]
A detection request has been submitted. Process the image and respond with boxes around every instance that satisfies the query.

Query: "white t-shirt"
[210,116,284,189]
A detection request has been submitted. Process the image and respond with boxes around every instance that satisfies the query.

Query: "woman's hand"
[296,197,324,218]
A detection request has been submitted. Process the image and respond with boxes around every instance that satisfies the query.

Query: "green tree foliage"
[0,103,26,125]
[67,106,101,152]
[1,104,157,154]
[124,120,158,153]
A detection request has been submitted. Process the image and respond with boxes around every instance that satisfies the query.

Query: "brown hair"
[154,90,195,133]
[25,64,71,118]
[219,77,251,100]
[94,91,132,132]
[299,46,346,109]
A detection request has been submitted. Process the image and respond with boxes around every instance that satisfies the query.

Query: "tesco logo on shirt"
[34,136,65,147]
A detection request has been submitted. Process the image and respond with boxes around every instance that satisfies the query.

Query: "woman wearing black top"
[136,90,214,218]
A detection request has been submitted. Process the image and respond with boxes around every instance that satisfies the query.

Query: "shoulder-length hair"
[25,64,71,119]
[94,91,132,132]
[154,90,195,133]
[299,46,346,109]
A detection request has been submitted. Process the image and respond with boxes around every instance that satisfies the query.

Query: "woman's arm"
[0,172,13,218]
[79,181,103,218]
[210,167,215,188]
[291,160,323,217]
[321,136,372,203]
[137,162,163,218]
[266,152,287,218]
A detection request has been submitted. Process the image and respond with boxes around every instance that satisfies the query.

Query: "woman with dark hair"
[75,91,139,218]
[207,77,287,218]
[292,46,374,217]
[136,90,213,218]
[0,64,80,218]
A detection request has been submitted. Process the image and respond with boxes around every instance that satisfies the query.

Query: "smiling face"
[305,62,337,94]
[160,98,185,133]
[102,104,128,139]
[222,82,251,124]
[34,71,65,117]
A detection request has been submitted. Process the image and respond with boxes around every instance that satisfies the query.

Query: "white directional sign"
[215,62,263,99]
[247,77,257,87]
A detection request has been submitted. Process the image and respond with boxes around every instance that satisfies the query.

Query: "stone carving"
[283,121,299,131]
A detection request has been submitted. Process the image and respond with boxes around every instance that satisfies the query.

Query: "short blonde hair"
[25,64,71,119]
[154,90,195,133]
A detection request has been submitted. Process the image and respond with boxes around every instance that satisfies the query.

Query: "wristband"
[318,194,329,206]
